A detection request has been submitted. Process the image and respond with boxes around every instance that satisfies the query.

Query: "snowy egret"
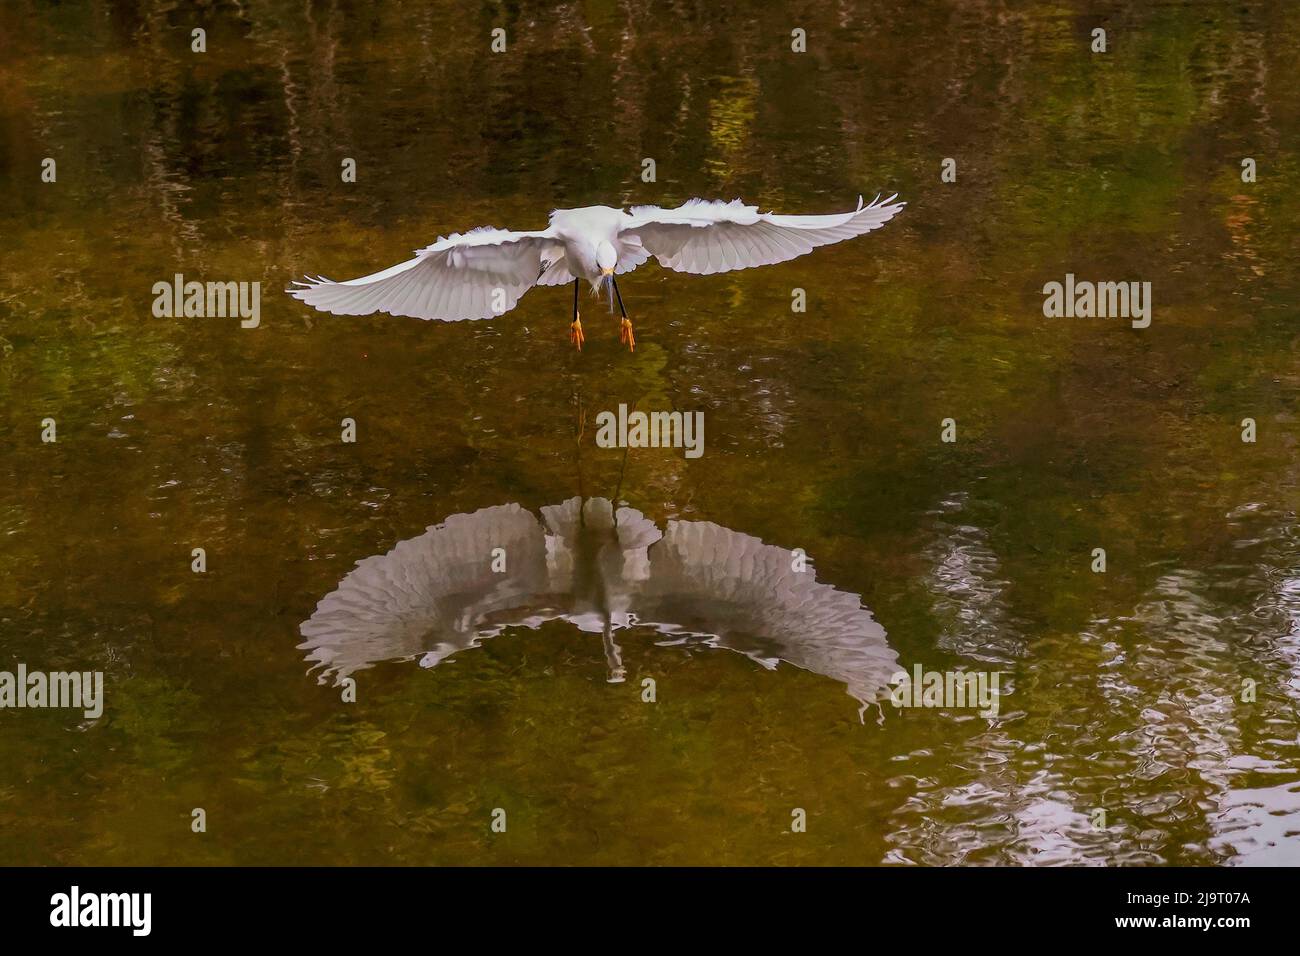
[289,194,904,351]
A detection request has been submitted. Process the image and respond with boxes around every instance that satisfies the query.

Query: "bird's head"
[596,241,618,277]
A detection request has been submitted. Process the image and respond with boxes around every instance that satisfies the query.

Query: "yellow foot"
[619,317,635,352]
[570,314,585,351]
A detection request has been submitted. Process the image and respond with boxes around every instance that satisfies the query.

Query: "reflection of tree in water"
[889,500,1300,865]
[1204,503,1300,864]
[301,496,898,716]
[921,492,1026,662]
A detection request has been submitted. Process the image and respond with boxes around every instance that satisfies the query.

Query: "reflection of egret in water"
[300,496,898,717]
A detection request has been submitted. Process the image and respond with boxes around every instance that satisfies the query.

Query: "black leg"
[611,276,628,319]
[569,277,584,350]
[611,276,634,351]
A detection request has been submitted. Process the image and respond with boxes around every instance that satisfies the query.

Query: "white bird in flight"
[289,194,904,351]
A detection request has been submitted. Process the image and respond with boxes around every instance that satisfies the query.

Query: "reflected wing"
[622,195,904,276]
[637,520,899,712]
[299,504,550,682]
[289,226,562,320]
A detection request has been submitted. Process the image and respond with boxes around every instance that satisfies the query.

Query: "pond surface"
[1,0,1298,865]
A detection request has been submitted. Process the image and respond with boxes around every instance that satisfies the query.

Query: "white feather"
[623,194,905,276]
[288,196,904,321]
[288,226,561,322]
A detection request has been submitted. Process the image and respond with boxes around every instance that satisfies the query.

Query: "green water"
[1,0,1298,865]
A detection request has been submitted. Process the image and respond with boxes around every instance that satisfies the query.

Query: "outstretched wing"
[298,504,551,683]
[289,226,563,321]
[637,520,899,714]
[622,195,904,276]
